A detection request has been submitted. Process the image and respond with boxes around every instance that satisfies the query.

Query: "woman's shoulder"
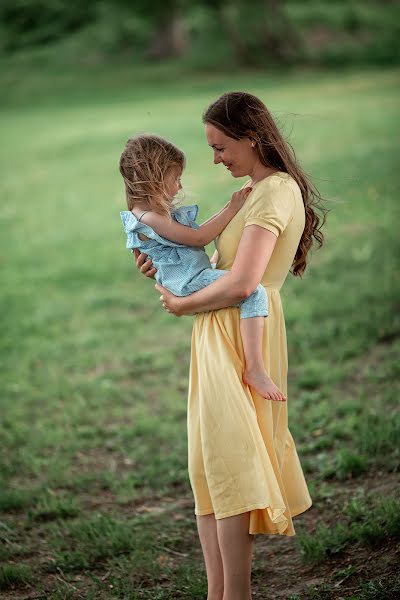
[243,171,301,228]
[247,172,296,202]
[256,171,302,204]
[257,171,296,190]
[242,172,297,200]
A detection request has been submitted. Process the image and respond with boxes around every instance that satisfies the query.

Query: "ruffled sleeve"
[120,207,201,251]
[172,204,200,229]
[120,210,185,249]
[244,177,295,237]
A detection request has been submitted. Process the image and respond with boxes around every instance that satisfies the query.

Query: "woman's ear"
[247,131,257,148]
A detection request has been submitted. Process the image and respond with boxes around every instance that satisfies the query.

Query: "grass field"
[0,60,399,599]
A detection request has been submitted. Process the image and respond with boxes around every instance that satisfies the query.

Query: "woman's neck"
[249,163,279,186]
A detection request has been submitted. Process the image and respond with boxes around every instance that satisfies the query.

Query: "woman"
[134,92,326,600]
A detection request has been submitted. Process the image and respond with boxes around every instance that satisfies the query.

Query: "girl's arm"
[199,182,250,227]
[142,187,251,248]
[199,200,230,227]
[157,225,278,315]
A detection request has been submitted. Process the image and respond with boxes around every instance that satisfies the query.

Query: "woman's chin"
[229,169,246,178]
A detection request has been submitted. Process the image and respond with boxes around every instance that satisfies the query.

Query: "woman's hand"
[155,283,186,317]
[228,186,252,213]
[133,249,157,278]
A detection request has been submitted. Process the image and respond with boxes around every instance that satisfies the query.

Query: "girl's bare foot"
[243,368,286,402]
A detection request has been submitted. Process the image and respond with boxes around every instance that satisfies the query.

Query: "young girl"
[119,133,286,402]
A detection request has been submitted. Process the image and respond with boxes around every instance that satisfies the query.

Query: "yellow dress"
[187,171,313,536]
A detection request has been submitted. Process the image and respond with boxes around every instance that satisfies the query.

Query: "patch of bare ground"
[77,486,194,518]
[252,469,399,599]
[2,569,110,600]
[71,447,136,476]
[252,538,399,599]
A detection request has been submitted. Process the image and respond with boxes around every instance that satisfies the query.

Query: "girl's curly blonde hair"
[119,134,185,218]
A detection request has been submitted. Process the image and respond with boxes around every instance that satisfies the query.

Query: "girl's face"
[205,123,257,178]
[164,165,183,200]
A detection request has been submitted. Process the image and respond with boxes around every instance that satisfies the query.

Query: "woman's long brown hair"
[203,92,328,276]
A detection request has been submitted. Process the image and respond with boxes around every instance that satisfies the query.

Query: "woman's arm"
[142,187,251,248]
[210,249,219,264]
[157,225,277,316]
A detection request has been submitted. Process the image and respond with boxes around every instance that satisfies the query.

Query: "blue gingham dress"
[120,204,267,319]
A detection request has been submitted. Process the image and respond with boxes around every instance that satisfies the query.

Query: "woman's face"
[205,123,256,178]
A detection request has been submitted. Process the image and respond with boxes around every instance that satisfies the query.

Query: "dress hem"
[194,500,312,521]
[251,501,313,536]
[215,502,287,521]
[289,500,313,517]
[195,502,278,519]
[195,507,214,516]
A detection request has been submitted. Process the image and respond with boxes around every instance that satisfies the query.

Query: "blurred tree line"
[1,0,399,66]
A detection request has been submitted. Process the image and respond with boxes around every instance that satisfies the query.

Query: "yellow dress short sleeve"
[244,177,296,237]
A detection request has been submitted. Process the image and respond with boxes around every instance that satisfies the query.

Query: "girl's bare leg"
[196,514,224,600]
[241,316,286,402]
[216,512,254,600]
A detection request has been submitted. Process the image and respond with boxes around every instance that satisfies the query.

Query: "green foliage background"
[1,0,399,66]
[0,2,399,594]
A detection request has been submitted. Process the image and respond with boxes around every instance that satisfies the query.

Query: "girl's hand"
[155,283,184,317]
[228,186,252,213]
[133,248,157,279]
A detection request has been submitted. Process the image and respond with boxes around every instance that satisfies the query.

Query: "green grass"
[0,564,33,591]
[0,59,399,598]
